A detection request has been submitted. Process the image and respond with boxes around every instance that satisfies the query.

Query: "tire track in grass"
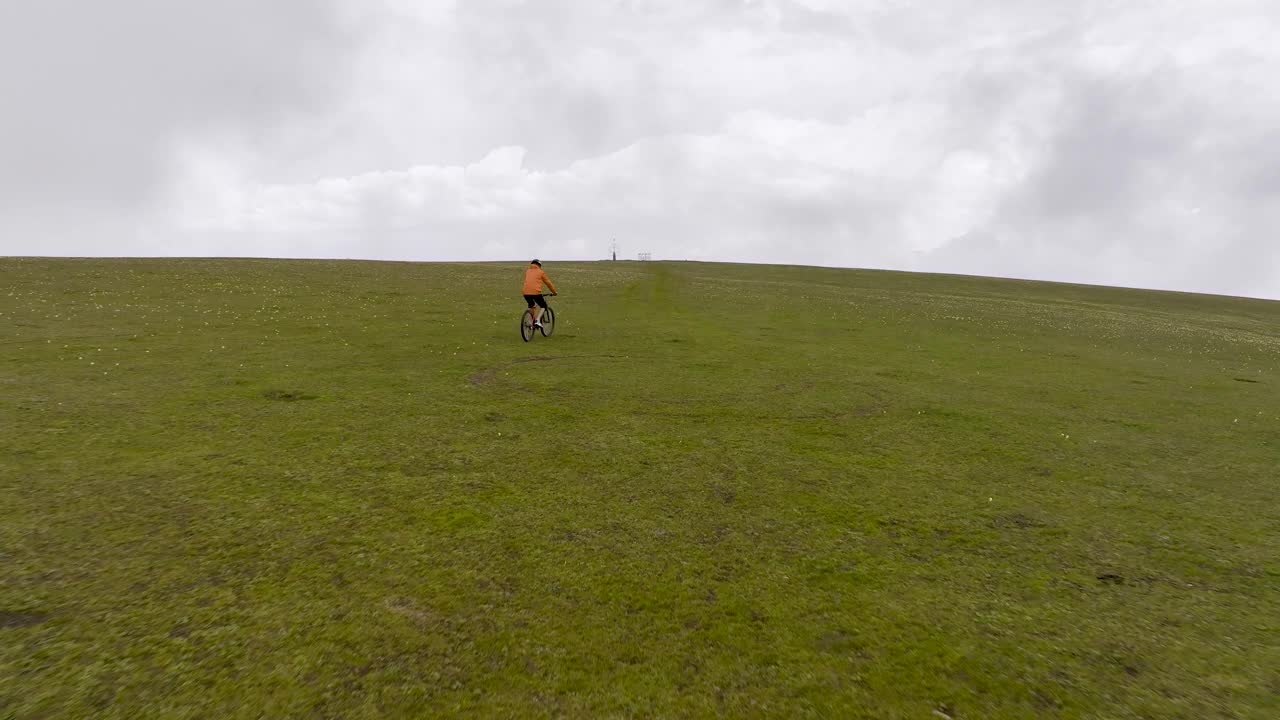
[468,354,634,386]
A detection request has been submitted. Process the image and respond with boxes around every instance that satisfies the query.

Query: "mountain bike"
[520,295,556,342]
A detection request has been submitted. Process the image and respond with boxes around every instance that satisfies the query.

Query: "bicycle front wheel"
[540,306,556,337]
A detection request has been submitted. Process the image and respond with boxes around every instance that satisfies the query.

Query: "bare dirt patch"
[992,512,1047,530]
[0,611,49,629]
[262,389,318,402]
[468,368,501,386]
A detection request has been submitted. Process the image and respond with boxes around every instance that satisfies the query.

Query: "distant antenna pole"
[611,239,618,262]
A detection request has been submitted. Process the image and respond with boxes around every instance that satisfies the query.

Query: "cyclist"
[522,259,558,329]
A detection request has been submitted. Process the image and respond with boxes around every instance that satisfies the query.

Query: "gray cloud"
[2,0,1278,298]
[921,4,1280,297]
[0,0,355,248]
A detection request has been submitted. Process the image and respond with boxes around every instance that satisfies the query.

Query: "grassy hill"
[2,257,1278,719]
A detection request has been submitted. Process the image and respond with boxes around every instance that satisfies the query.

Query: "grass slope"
[2,258,1278,719]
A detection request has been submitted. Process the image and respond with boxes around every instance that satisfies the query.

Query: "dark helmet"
[531,259,542,266]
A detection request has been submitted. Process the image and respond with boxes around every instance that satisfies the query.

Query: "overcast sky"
[3,1,1278,298]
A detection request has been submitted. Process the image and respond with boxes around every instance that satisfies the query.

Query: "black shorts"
[523,294,548,309]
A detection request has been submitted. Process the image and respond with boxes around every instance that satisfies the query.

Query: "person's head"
[531,259,542,267]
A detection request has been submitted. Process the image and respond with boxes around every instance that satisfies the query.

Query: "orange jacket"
[522,265,557,295]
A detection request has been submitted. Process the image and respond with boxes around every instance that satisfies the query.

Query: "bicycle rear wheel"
[520,310,535,342]
[540,306,556,337]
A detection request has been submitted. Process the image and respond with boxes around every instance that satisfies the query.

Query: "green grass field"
[2,258,1278,719]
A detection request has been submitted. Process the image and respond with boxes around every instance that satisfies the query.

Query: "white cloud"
[169,107,1016,268]
[4,0,1279,298]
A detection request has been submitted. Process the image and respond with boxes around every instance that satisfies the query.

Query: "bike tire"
[540,306,556,337]
[520,310,535,342]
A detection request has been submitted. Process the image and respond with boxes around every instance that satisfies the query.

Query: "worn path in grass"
[2,258,1278,718]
